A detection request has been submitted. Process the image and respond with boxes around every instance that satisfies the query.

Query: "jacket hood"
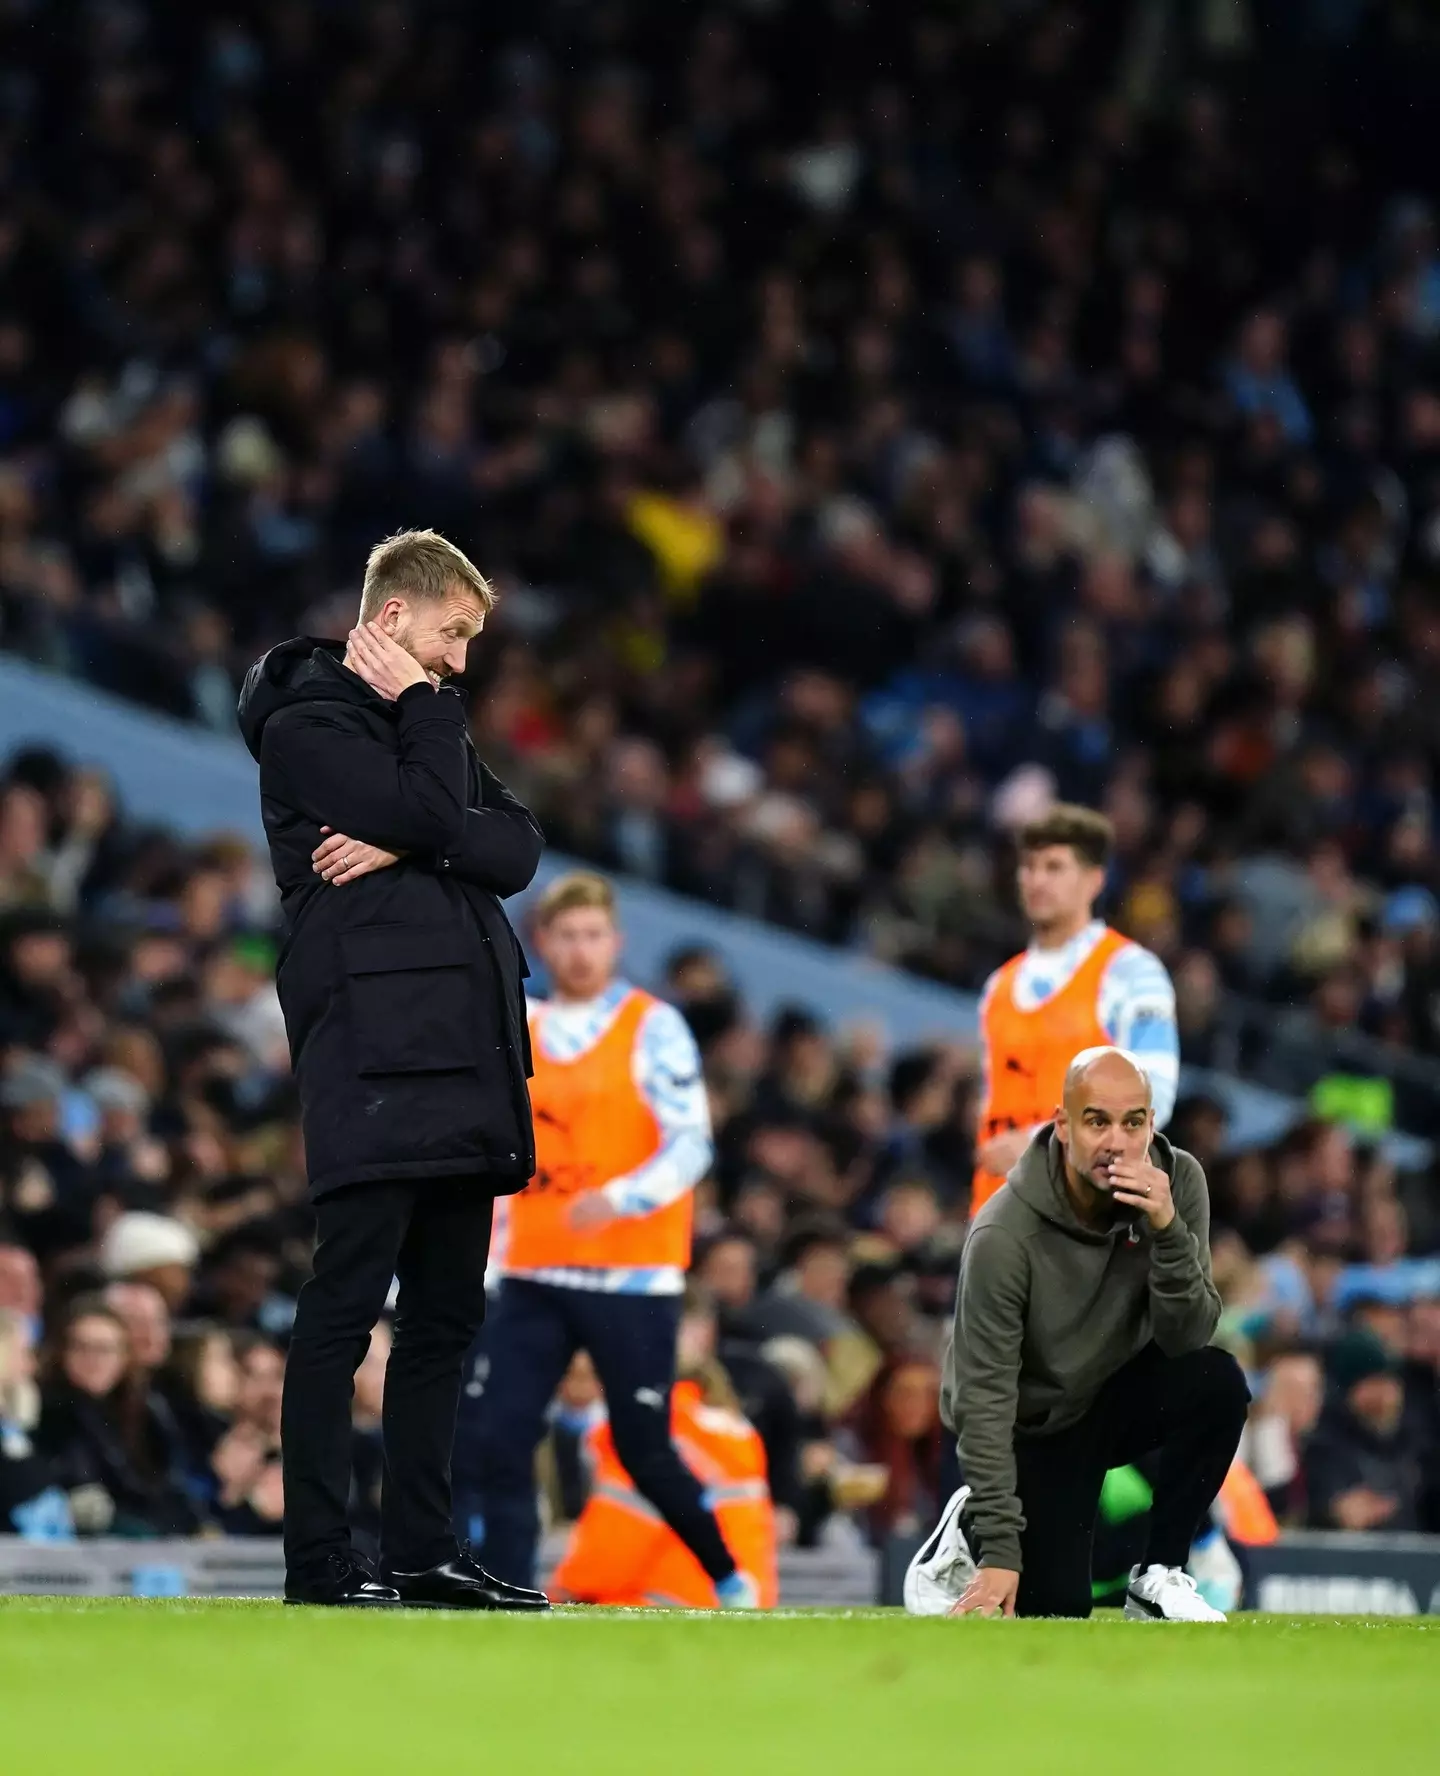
[237,638,365,761]
[1007,1124,1178,1243]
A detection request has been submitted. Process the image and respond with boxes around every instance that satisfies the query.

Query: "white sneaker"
[1124,1563,1227,1622]
[903,1486,977,1616]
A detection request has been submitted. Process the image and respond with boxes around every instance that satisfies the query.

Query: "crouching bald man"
[943,1046,1248,1621]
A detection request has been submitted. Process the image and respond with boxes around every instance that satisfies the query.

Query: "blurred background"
[2,0,1440,1602]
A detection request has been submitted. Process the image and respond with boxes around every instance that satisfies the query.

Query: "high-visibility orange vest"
[552,1381,778,1609]
[501,988,694,1273]
[1217,1458,1279,1546]
[973,928,1128,1213]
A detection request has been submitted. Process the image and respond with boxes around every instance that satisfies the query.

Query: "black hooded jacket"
[237,639,543,1198]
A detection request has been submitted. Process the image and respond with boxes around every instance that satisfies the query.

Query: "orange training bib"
[502,989,694,1272]
[972,929,1128,1213]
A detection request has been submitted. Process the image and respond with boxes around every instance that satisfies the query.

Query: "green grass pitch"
[2,1599,1436,1774]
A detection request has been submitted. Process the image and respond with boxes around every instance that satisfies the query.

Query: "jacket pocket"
[339,924,478,1077]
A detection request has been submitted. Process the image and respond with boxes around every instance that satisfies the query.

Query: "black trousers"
[458,1279,738,1590]
[1002,1344,1249,1619]
[281,1177,494,1582]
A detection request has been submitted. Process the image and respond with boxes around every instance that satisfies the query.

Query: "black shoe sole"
[282,1596,403,1608]
[389,1593,551,1611]
[396,1598,489,1611]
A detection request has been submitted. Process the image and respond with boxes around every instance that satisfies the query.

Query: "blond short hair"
[359,528,496,623]
[534,871,616,927]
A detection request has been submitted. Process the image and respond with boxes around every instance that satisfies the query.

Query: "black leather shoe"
[386,1551,551,1611]
[285,1552,402,1608]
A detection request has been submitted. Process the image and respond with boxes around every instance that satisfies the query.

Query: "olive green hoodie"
[940,1126,1219,1572]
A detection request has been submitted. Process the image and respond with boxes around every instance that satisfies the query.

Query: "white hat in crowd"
[97,1213,200,1281]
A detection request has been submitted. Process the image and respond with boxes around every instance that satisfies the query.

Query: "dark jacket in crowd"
[1306,1401,1425,1533]
[36,1384,202,1536]
[0,1419,58,1533]
[237,640,543,1198]
[721,1339,804,1514]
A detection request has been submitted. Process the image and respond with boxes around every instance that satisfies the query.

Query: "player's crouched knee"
[1189,1345,1251,1425]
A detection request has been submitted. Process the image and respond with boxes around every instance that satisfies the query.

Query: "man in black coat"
[237,527,549,1610]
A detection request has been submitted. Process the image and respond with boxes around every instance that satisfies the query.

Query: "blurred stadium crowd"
[2,0,1440,1556]
[2,746,1438,1548]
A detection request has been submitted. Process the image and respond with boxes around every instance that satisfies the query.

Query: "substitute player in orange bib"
[460,872,763,1606]
[973,806,1178,1214]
